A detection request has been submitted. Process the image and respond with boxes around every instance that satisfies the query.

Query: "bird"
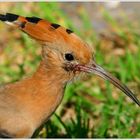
[0,13,139,138]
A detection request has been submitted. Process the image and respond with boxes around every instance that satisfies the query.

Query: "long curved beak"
[75,62,140,107]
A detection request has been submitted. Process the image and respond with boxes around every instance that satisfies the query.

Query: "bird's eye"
[65,53,74,61]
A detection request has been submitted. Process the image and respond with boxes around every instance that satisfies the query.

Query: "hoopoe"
[0,13,139,138]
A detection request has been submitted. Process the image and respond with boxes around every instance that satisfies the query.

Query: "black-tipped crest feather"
[0,13,18,22]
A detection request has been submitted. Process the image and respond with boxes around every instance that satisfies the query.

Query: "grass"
[0,2,140,138]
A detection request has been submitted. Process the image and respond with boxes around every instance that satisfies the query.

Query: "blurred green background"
[0,2,140,138]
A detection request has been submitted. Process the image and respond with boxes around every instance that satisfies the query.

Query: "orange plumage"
[0,13,139,138]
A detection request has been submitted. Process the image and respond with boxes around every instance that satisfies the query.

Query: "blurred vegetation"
[0,2,140,138]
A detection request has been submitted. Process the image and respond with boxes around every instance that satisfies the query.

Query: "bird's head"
[0,13,140,106]
[41,29,93,82]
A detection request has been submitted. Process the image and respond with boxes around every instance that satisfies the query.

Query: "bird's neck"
[13,61,66,127]
[23,60,66,127]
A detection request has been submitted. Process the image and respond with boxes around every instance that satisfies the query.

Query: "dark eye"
[65,53,74,61]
